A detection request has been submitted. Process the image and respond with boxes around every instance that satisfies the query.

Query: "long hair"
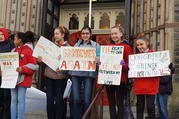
[25,31,35,43]
[135,36,150,53]
[110,24,126,44]
[55,25,70,43]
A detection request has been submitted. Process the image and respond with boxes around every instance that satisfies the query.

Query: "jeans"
[46,78,67,119]
[156,94,168,119]
[11,86,27,119]
[71,76,94,119]
[136,95,156,119]
[105,84,126,119]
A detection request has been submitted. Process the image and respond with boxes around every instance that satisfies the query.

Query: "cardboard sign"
[33,36,61,71]
[0,52,19,88]
[98,46,124,85]
[59,47,96,71]
[128,50,171,78]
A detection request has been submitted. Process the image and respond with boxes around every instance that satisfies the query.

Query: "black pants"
[136,95,156,119]
[0,88,11,119]
[106,84,126,119]
[46,78,67,119]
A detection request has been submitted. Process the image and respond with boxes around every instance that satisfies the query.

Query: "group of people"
[0,29,37,119]
[0,25,175,119]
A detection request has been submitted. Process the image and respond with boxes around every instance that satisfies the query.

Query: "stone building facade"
[0,0,43,34]
[0,0,179,118]
[131,0,179,118]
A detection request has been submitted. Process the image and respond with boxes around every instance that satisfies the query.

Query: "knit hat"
[0,28,9,40]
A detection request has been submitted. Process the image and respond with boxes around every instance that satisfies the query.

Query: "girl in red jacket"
[133,36,159,119]
[11,32,37,119]
[106,25,133,119]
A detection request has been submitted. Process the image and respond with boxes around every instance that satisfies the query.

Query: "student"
[105,25,133,119]
[0,28,15,119]
[133,36,159,119]
[70,26,99,119]
[11,32,37,119]
[37,26,70,119]
[24,31,35,50]
[156,63,175,119]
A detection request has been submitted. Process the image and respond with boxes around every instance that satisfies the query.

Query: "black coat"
[158,67,175,95]
[158,75,173,95]
[0,39,15,53]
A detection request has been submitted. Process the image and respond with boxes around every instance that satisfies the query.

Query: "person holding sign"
[133,36,159,119]
[70,26,99,119]
[24,31,35,50]
[0,28,15,119]
[37,26,70,119]
[156,63,175,119]
[104,25,133,119]
[11,32,37,119]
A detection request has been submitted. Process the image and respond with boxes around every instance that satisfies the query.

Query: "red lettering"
[88,61,96,70]
[60,60,67,69]
[73,61,80,70]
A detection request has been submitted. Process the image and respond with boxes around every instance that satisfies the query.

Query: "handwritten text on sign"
[33,36,61,71]
[128,50,170,78]
[98,46,124,85]
[0,52,19,88]
[59,47,96,71]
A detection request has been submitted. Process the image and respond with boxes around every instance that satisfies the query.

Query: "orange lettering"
[73,61,80,70]
[60,60,67,69]
[88,61,96,70]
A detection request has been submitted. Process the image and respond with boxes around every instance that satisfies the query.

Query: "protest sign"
[0,52,19,88]
[59,47,96,71]
[128,50,170,78]
[33,36,61,71]
[97,46,124,85]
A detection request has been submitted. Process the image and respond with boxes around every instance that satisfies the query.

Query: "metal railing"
[82,85,105,119]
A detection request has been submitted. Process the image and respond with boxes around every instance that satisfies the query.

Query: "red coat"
[15,45,37,87]
[133,50,159,95]
[107,43,133,83]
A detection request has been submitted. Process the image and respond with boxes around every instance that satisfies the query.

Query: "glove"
[168,63,173,69]
[120,59,125,66]
[96,61,101,66]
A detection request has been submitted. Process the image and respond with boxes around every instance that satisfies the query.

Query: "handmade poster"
[59,47,96,71]
[0,52,19,88]
[128,50,170,78]
[33,36,61,71]
[97,46,124,85]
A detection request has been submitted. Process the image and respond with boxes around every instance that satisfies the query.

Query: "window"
[69,14,79,29]
[84,14,94,29]
[115,12,124,25]
[99,13,110,29]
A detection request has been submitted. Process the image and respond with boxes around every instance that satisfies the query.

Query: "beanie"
[0,28,9,40]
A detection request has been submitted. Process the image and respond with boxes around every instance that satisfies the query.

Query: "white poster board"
[59,47,96,71]
[98,46,124,85]
[128,50,170,78]
[0,52,19,88]
[33,36,61,71]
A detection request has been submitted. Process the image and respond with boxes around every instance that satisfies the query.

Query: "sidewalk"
[25,106,137,119]
[25,111,47,119]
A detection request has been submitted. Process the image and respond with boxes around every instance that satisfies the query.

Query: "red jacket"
[107,42,133,83]
[15,45,37,87]
[133,50,159,95]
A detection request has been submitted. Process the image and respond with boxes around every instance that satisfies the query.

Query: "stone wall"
[0,0,43,35]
